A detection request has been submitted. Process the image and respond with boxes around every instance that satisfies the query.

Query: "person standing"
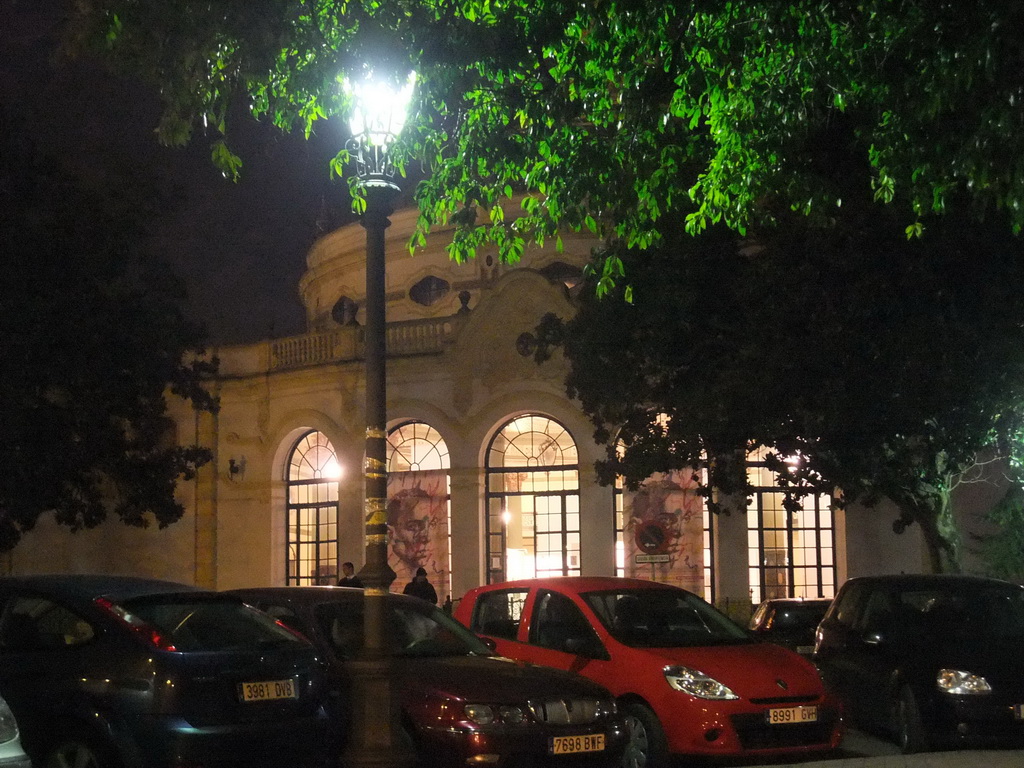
[402,567,438,604]
[336,561,363,588]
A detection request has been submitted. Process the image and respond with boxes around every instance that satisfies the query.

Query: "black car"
[227,586,628,768]
[814,573,1024,753]
[0,575,331,768]
[749,597,832,656]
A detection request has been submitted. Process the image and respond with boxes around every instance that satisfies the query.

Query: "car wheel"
[622,702,668,768]
[44,735,116,768]
[894,684,928,754]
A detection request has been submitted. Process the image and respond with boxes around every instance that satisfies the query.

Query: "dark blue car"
[815,574,1024,752]
[0,575,332,768]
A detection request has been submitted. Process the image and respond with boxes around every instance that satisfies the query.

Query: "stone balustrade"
[269,314,466,371]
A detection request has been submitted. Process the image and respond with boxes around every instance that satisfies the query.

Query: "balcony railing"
[269,314,466,371]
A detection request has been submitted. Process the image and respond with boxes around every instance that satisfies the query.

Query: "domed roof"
[298,204,596,331]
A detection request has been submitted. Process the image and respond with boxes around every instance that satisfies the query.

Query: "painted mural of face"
[393,504,430,568]
[631,482,685,558]
[388,489,435,571]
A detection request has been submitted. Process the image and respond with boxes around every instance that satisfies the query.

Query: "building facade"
[9,205,975,619]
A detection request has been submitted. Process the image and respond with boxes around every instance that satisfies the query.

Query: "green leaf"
[211,141,242,182]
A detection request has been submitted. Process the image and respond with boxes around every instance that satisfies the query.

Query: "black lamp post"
[345,70,417,768]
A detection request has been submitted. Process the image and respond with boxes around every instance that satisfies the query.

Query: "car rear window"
[772,603,830,629]
[470,589,529,639]
[0,596,95,651]
[895,585,1024,640]
[315,599,493,659]
[585,588,749,647]
[120,596,305,652]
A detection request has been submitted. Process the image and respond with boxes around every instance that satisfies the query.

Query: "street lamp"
[345,69,416,768]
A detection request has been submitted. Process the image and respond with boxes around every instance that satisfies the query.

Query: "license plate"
[767,705,818,725]
[550,734,606,755]
[238,679,298,703]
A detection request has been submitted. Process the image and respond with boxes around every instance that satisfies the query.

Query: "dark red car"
[227,586,627,768]
[455,577,843,768]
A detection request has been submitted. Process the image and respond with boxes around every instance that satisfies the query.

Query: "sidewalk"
[757,751,1024,768]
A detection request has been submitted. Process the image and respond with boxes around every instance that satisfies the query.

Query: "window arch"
[286,430,341,585]
[386,422,451,602]
[387,421,450,472]
[485,415,580,583]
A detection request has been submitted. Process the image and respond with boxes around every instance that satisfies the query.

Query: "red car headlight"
[664,665,739,700]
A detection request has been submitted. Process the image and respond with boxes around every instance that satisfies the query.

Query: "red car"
[227,586,627,768]
[455,577,843,767]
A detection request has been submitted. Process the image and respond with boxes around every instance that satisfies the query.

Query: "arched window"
[485,415,580,583]
[386,422,451,601]
[286,431,341,585]
[388,421,450,472]
[331,296,358,325]
[746,446,835,603]
[538,261,584,290]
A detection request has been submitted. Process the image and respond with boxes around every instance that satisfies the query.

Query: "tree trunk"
[903,491,961,574]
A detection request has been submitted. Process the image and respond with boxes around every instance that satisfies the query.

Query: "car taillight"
[94,597,178,651]
[274,618,311,642]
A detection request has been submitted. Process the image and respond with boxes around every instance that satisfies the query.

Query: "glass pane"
[565,510,580,531]
[746,506,760,529]
[747,540,760,566]
[749,569,762,605]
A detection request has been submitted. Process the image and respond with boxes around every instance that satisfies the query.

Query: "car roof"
[759,597,832,606]
[842,573,1022,591]
[0,574,203,603]
[469,576,685,593]
[225,585,416,606]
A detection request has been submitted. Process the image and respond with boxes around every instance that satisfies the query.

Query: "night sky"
[2,0,367,346]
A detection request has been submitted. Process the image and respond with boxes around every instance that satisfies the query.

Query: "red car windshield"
[584,589,749,648]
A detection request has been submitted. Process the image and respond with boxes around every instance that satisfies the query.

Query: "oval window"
[409,276,451,307]
[332,296,358,325]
